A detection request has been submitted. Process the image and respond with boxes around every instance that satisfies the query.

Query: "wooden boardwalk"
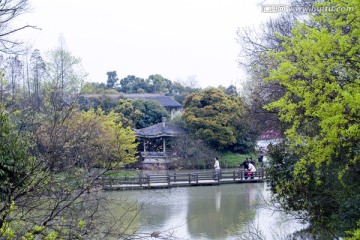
[101,169,265,191]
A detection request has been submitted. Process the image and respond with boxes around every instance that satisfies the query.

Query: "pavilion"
[135,117,185,170]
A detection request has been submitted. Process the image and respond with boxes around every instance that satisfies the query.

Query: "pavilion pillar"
[163,137,166,153]
[143,139,146,153]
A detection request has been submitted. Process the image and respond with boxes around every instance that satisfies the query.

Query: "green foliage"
[0,103,139,239]
[220,152,256,168]
[183,88,254,151]
[169,135,220,169]
[130,98,169,128]
[41,108,139,168]
[0,17,142,239]
[106,71,119,89]
[115,74,200,104]
[103,170,140,178]
[45,37,85,98]
[346,221,360,240]
[77,95,119,114]
[113,99,144,128]
[118,74,175,95]
[264,0,360,236]
[0,106,32,200]
[80,82,108,94]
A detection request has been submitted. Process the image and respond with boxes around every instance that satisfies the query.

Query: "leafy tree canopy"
[183,88,252,151]
[130,98,169,128]
[265,0,360,236]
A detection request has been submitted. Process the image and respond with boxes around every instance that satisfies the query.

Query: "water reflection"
[104,182,305,239]
[186,184,261,239]
[215,191,221,212]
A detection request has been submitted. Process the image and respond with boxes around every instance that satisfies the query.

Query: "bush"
[220,151,258,168]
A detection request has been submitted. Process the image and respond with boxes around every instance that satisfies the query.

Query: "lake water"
[104,181,306,239]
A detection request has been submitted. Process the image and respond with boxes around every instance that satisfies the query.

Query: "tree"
[0,0,37,54]
[169,135,220,169]
[265,0,360,236]
[225,85,238,96]
[237,1,312,132]
[113,99,143,128]
[147,74,172,94]
[0,96,139,239]
[0,3,143,239]
[183,88,253,151]
[0,105,30,201]
[106,70,118,89]
[29,49,46,109]
[45,36,86,100]
[117,75,148,93]
[3,55,22,97]
[130,98,169,128]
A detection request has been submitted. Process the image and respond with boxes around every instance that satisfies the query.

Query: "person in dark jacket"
[249,157,256,166]
[239,158,250,179]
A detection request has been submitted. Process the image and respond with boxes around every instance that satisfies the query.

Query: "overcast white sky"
[17,0,274,88]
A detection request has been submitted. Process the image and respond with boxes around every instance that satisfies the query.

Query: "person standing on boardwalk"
[214,157,221,180]
[247,162,256,179]
[249,157,256,166]
[239,158,250,179]
[240,158,249,169]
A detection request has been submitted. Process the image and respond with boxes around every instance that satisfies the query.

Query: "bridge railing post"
[147,174,150,187]
[195,173,198,183]
[167,173,170,186]
[188,173,191,183]
[139,173,142,187]
[174,173,176,182]
[233,171,236,181]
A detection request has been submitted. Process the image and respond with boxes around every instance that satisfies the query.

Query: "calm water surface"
[105,180,306,240]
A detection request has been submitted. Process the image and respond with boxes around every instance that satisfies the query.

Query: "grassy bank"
[220,151,258,168]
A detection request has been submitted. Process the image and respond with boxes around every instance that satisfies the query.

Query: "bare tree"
[3,55,22,97]
[45,36,86,102]
[237,11,301,132]
[0,0,38,54]
[237,1,318,133]
[29,49,45,109]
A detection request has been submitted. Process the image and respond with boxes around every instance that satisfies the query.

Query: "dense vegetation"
[239,0,360,238]
[1,0,360,239]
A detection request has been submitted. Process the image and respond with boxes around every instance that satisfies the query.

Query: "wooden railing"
[101,169,265,190]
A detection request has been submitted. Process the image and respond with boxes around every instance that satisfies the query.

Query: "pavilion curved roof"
[135,122,186,138]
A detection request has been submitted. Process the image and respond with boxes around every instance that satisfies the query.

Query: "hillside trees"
[0,2,143,237]
[114,74,199,104]
[0,39,140,238]
[264,0,360,237]
[0,73,139,239]
[183,88,255,151]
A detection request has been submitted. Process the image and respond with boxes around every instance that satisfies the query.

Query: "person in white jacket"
[214,157,221,179]
[247,162,256,179]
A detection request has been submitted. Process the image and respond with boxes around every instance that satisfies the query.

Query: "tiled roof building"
[81,93,182,117]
